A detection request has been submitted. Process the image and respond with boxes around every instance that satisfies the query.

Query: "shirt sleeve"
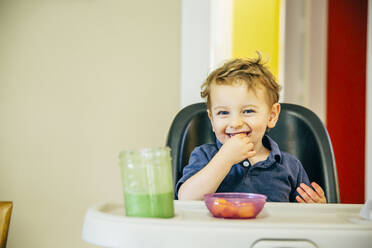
[290,160,311,202]
[175,146,211,199]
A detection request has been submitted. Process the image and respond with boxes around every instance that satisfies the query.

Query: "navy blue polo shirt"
[175,135,310,202]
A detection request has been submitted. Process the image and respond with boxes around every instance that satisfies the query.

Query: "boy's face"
[207,83,280,146]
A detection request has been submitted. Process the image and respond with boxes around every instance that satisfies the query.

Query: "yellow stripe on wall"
[233,0,281,78]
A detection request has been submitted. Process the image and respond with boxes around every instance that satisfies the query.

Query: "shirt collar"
[215,135,282,164]
[263,135,282,164]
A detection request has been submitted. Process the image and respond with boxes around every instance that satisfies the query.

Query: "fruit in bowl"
[203,192,267,219]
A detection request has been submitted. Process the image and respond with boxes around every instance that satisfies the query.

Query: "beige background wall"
[0,0,180,247]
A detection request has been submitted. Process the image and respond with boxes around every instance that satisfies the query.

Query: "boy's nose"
[229,115,243,129]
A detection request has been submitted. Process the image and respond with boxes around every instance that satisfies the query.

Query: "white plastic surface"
[360,199,372,220]
[82,201,372,248]
[252,240,317,248]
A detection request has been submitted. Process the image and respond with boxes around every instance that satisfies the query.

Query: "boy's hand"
[296,182,327,204]
[218,133,256,165]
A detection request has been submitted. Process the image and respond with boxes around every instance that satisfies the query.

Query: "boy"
[176,55,326,203]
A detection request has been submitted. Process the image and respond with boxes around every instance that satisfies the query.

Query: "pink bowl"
[203,192,267,219]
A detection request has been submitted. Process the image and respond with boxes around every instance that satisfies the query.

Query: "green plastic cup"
[119,147,174,218]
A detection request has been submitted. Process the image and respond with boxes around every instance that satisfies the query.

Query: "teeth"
[227,132,250,137]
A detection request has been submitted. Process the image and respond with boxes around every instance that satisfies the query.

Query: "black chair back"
[167,102,340,203]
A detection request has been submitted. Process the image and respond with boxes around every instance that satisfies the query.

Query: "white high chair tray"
[82,200,372,248]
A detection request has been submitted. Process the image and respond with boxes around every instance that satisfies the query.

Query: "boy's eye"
[217,111,229,115]
[243,109,254,114]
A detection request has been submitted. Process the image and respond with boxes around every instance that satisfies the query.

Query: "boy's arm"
[178,134,255,200]
[178,151,234,200]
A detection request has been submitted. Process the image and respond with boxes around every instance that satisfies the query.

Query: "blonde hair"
[201,54,281,109]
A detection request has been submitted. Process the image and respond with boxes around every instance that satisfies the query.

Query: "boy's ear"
[207,109,215,132]
[207,109,212,119]
[267,103,281,129]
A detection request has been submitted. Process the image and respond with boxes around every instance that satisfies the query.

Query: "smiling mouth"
[227,131,251,137]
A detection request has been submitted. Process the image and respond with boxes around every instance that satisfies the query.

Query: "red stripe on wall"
[326,0,368,203]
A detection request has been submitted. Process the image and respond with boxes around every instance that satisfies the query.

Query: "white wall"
[210,0,233,70]
[282,0,328,122]
[180,0,233,108]
[180,0,210,108]
[366,0,372,201]
[0,1,180,247]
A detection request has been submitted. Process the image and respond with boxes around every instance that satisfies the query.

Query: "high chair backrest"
[167,103,340,203]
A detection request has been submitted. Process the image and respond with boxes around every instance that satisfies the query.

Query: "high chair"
[167,103,340,203]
